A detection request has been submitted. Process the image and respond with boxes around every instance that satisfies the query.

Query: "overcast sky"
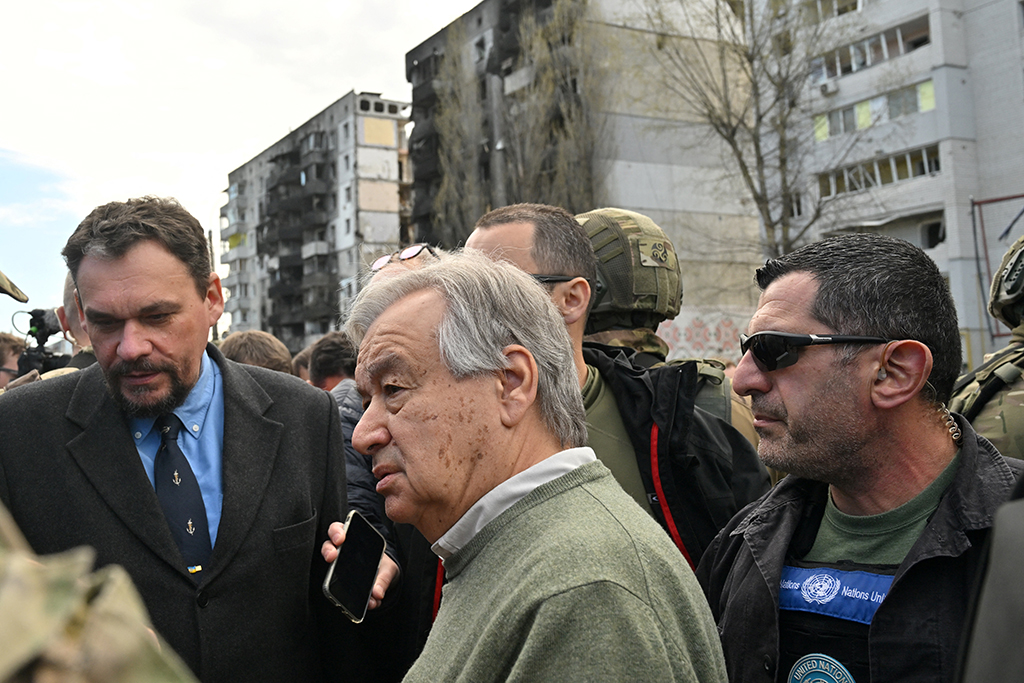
[0,0,478,337]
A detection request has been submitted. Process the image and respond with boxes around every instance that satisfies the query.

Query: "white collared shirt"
[431,447,596,560]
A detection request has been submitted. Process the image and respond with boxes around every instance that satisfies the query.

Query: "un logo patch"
[801,573,841,605]
[788,654,856,683]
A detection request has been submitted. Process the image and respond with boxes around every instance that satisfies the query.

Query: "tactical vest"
[668,357,732,424]
[949,344,1024,421]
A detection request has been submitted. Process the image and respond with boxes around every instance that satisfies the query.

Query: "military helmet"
[575,208,681,334]
[0,268,27,303]
[989,235,1024,329]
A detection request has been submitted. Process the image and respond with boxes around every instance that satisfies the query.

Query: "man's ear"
[552,277,591,327]
[56,305,70,335]
[74,289,87,332]
[205,273,225,325]
[872,339,932,409]
[497,344,539,428]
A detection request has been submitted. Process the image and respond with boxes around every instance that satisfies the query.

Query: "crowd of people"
[0,195,1022,682]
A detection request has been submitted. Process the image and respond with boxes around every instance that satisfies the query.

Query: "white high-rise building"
[800,0,1024,367]
[220,91,411,352]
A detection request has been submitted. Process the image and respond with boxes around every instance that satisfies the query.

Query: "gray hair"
[346,248,587,448]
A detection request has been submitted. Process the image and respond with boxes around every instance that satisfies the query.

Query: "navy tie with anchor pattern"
[154,413,212,576]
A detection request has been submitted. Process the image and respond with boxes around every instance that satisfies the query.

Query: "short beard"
[751,377,870,487]
[104,358,192,418]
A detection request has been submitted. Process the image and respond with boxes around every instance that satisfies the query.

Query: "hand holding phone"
[322,510,387,623]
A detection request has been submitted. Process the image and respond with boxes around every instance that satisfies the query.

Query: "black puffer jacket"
[582,342,769,566]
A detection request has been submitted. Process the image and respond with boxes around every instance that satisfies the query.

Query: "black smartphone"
[322,510,387,623]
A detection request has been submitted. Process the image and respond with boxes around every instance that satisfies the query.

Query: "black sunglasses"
[531,274,578,285]
[370,243,438,272]
[740,331,890,372]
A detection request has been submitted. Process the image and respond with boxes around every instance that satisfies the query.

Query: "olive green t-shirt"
[582,364,655,517]
[803,451,962,565]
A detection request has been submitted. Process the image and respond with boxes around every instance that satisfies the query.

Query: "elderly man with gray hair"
[325,248,725,682]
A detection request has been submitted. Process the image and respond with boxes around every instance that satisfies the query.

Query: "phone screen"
[322,510,387,623]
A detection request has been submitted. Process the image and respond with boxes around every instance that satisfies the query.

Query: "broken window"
[902,16,930,52]
[818,144,942,196]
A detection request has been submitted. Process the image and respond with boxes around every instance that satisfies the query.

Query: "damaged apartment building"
[219,91,411,352]
[405,0,764,360]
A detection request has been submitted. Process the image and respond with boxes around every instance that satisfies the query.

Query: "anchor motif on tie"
[187,518,196,536]
[173,470,182,486]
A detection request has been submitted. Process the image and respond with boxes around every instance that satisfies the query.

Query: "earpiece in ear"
[877,368,887,381]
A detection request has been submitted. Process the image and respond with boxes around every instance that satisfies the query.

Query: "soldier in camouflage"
[0,266,196,682]
[576,208,761,455]
[949,235,1024,459]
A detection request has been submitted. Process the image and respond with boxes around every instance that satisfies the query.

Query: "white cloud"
[0,0,478,332]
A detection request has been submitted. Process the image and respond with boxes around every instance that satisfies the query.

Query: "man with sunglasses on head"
[466,203,768,568]
[696,233,1024,683]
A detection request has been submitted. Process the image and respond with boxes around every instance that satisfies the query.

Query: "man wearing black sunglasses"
[696,233,1024,683]
[466,203,768,568]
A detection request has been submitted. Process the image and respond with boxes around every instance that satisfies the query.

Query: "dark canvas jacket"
[696,416,1023,683]
[327,378,435,683]
[582,342,769,566]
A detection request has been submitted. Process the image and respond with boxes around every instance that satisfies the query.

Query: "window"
[835,0,858,16]
[360,100,370,112]
[805,0,861,22]
[811,16,930,84]
[388,104,398,114]
[819,145,940,197]
[922,221,945,248]
[345,186,352,203]
[867,35,884,65]
[344,155,350,171]
[345,219,351,234]
[889,86,917,118]
[786,192,803,218]
[815,81,932,141]
[374,101,384,112]
[343,123,349,140]
[902,16,930,52]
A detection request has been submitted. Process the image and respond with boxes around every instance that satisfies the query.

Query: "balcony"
[267,194,304,216]
[304,301,337,320]
[220,220,244,240]
[223,270,257,288]
[301,209,328,228]
[300,148,328,166]
[223,241,257,264]
[279,253,302,269]
[268,281,301,299]
[268,167,302,190]
[302,271,333,289]
[279,223,305,241]
[412,78,438,106]
[224,295,252,313]
[268,309,306,327]
[301,240,330,260]
[300,178,328,196]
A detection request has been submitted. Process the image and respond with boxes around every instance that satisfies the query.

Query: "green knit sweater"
[402,460,727,682]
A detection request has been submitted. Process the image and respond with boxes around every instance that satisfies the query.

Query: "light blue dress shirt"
[130,351,225,546]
